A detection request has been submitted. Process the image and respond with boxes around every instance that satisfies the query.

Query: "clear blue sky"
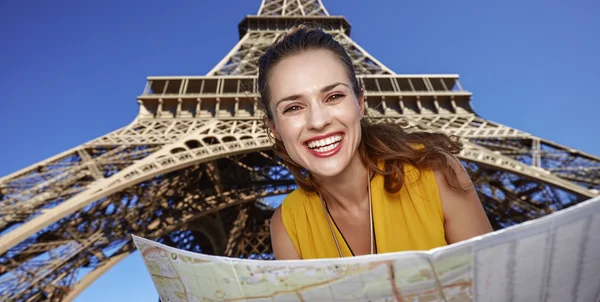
[1,0,598,301]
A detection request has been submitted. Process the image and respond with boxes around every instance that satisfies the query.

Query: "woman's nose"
[306,103,333,130]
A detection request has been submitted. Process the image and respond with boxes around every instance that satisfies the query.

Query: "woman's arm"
[270,207,302,260]
[434,155,494,244]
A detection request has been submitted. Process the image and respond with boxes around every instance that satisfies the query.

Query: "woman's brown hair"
[257,25,467,194]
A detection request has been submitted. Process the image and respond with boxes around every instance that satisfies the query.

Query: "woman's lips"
[304,133,344,158]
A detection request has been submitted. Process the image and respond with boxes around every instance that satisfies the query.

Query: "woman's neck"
[312,154,369,214]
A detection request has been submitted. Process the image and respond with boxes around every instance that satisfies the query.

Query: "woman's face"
[268,49,364,178]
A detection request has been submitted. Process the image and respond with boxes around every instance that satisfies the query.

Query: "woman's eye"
[283,105,301,114]
[327,94,345,102]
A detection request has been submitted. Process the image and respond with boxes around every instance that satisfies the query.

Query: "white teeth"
[306,134,342,150]
[314,142,340,152]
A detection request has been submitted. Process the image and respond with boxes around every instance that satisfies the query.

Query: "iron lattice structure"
[1,0,599,300]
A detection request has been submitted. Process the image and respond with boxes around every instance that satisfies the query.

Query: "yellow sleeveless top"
[280,162,447,259]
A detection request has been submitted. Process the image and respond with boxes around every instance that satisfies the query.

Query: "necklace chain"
[319,170,374,257]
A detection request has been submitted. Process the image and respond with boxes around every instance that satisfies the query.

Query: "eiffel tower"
[1,0,599,301]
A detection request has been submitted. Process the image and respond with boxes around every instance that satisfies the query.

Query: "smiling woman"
[258,25,493,260]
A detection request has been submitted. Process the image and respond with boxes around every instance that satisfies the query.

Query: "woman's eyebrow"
[320,82,348,93]
[275,82,349,108]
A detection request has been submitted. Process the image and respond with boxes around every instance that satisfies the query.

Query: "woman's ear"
[264,115,281,140]
[269,123,281,140]
[358,89,365,118]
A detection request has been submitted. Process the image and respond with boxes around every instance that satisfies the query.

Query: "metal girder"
[62,252,129,302]
[258,0,328,16]
[204,162,224,198]
[0,120,270,256]
[0,232,110,301]
[372,115,600,193]
[208,28,391,76]
[459,142,595,199]
[224,205,250,256]
[226,205,275,259]
[158,215,227,256]
[1,150,296,300]
[468,137,600,190]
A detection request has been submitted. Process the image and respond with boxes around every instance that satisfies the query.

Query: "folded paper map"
[132,195,600,302]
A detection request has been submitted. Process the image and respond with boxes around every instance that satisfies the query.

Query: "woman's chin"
[305,160,349,179]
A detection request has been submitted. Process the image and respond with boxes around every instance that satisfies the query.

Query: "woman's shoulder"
[272,187,315,247]
[280,187,314,213]
[271,189,307,237]
[270,191,304,260]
